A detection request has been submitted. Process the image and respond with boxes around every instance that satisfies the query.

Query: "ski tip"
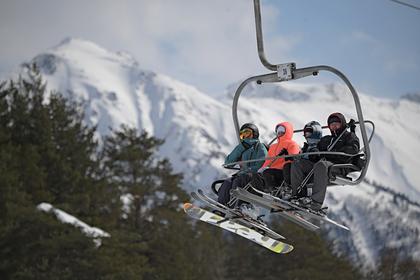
[183,202,193,211]
[273,242,294,254]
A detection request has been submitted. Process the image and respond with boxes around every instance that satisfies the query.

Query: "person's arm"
[338,133,360,155]
[252,142,268,172]
[282,142,301,162]
[224,143,246,165]
[307,143,321,162]
[287,142,301,158]
[261,145,274,168]
[328,133,360,163]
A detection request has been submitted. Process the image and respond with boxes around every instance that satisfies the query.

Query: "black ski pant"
[291,159,333,204]
[283,163,291,186]
[217,173,263,207]
[217,173,252,206]
[262,168,284,192]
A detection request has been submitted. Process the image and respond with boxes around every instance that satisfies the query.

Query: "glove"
[348,119,356,133]
[278,148,288,156]
[284,155,294,161]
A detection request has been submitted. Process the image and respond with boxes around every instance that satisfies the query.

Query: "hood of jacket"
[275,121,294,141]
[327,112,347,136]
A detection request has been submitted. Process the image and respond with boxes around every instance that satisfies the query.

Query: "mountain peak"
[53,37,107,53]
[32,37,145,81]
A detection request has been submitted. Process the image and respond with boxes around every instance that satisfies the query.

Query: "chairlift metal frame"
[231,0,372,185]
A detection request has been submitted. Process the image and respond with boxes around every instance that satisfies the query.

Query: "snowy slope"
[14,38,420,268]
[32,38,236,186]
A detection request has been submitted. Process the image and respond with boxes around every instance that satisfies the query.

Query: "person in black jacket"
[290,113,360,212]
[285,121,323,199]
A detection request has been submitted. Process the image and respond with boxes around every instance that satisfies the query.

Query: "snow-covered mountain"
[14,38,420,269]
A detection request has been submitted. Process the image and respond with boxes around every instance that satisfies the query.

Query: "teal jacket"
[225,138,268,173]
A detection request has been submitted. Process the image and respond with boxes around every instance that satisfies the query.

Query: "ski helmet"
[240,123,259,139]
[303,121,322,140]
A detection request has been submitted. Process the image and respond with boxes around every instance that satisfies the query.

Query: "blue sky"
[268,0,420,99]
[0,0,419,99]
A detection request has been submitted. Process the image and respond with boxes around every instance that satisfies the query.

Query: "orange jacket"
[262,121,300,170]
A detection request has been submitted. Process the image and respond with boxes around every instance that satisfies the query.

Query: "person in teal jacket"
[217,123,267,207]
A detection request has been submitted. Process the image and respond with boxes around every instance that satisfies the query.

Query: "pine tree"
[102,126,227,280]
[0,64,118,279]
[365,247,420,280]
[225,218,361,280]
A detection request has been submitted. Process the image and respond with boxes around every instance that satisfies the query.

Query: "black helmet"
[240,123,259,139]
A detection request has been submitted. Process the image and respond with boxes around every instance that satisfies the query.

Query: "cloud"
[344,30,418,74]
[0,0,299,94]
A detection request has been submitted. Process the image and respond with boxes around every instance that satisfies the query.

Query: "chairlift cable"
[389,0,420,11]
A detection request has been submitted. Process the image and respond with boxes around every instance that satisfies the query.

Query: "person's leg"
[283,163,291,186]
[262,168,282,192]
[231,173,254,203]
[231,173,261,218]
[290,159,314,197]
[312,160,333,206]
[217,177,234,205]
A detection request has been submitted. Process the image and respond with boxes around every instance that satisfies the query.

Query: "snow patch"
[37,202,110,246]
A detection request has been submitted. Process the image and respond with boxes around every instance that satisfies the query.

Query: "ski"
[231,188,320,232]
[183,202,293,254]
[234,187,349,231]
[193,189,286,240]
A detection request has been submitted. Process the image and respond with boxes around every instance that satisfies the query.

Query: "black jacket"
[317,130,360,164]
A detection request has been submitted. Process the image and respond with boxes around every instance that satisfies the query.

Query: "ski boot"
[297,197,326,215]
[279,185,293,201]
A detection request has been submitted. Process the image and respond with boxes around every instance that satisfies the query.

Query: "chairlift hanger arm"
[253,0,276,71]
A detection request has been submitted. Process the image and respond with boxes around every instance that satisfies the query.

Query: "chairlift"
[188,1,375,243]
[228,0,374,186]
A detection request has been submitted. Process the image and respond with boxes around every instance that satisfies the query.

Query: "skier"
[217,123,267,208]
[281,121,323,200]
[258,122,300,193]
[290,113,360,212]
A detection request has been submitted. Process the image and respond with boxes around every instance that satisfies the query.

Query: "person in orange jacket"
[258,122,300,192]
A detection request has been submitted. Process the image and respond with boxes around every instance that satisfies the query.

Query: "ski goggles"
[276,125,286,136]
[240,128,253,139]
